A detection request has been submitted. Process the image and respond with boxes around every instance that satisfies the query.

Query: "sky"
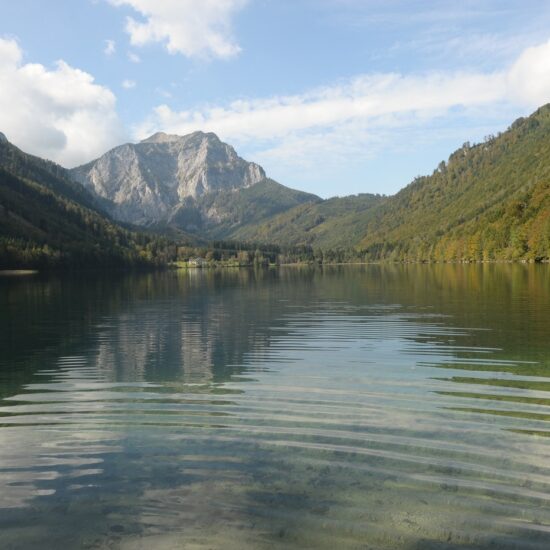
[1,0,550,198]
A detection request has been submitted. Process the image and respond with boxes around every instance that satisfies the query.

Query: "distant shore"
[170,259,550,270]
[1,259,548,275]
[0,270,39,277]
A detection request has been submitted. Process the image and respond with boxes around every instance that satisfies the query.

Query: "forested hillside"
[169,178,320,237]
[358,105,550,261]
[2,103,550,269]
[220,193,385,248]
[0,139,171,269]
[234,105,550,260]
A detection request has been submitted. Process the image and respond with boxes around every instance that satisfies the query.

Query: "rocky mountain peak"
[141,132,183,144]
[0,132,8,144]
[140,131,221,145]
[70,131,266,225]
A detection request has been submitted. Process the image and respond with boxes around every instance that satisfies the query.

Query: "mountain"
[166,178,321,237]
[0,134,99,212]
[4,103,550,267]
[228,105,550,260]
[223,193,385,248]
[72,132,289,225]
[70,131,319,234]
[357,105,550,262]
[0,136,169,269]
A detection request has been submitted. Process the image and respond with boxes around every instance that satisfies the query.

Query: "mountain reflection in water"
[0,265,549,549]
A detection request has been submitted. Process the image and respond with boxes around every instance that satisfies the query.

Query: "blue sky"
[1,0,550,197]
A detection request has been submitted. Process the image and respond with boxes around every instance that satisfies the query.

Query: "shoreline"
[171,258,550,269]
[1,259,548,275]
[0,270,39,277]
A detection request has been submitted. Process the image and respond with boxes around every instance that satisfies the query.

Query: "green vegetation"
[164,178,320,236]
[358,105,550,261]
[224,193,385,248]
[2,103,550,269]
[213,104,550,262]
[0,141,173,269]
[204,178,320,236]
[172,240,366,267]
[0,137,98,211]
[0,138,365,270]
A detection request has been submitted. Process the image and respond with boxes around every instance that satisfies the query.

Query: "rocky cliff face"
[70,131,266,224]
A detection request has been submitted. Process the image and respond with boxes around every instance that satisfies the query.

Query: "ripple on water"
[1,268,550,549]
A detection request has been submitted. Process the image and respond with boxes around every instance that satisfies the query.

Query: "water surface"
[1,265,550,549]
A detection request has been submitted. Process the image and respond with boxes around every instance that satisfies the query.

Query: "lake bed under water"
[0,265,549,549]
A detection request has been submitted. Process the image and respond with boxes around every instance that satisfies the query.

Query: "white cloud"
[104,39,116,56]
[137,72,505,141]
[0,37,125,167]
[122,79,136,89]
[136,38,550,168]
[128,51,141,63]
[107,0,248,59]
[507,40,550,106]
[155,87,172,98]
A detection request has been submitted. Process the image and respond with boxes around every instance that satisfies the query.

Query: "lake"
[1,264,549,549]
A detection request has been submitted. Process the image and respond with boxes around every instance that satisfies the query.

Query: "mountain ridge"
[227,105,550,258]
[70,131,268,225]
[0,136,170,269]
[2,105,550,266]
[357,104,550,261]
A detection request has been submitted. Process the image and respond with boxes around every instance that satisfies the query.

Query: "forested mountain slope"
[224,193,385,249]
[0,137,169,269]
[359,105,550,261]
[2,103,550,268]
[0,133,98,211]
[195,179,321,238]
[211,106,550,257]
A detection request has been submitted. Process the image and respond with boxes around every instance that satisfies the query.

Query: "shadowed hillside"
[0,138,171,269]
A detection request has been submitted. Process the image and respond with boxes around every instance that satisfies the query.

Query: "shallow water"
[0,264,549,549]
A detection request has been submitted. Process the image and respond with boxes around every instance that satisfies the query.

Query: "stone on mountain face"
[0,132,8,144]
[70,131,266,225]
[140,132,183,144]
